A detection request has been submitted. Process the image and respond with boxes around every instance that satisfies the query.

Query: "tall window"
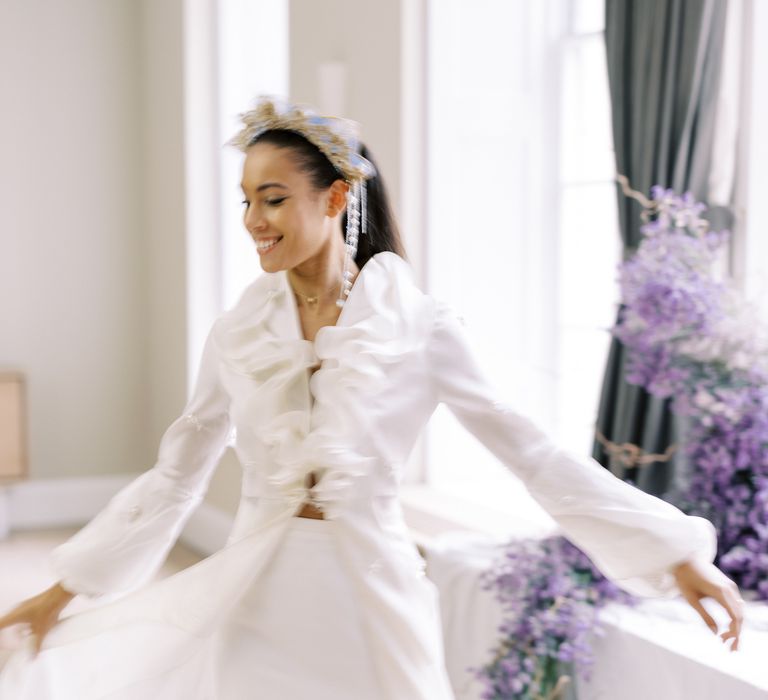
[424,0,619,530]
[217,0,289,310]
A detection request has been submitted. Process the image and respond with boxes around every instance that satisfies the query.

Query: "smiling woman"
[0,95,742,700]
[237,120,405,269]
[240,143,350,272]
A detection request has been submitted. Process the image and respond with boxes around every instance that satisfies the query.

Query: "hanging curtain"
[593,0,730,495]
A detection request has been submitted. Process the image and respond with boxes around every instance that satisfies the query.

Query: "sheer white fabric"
[0,251,716,699]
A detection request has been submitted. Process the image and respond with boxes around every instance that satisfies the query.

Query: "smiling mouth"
[256,236,283,253]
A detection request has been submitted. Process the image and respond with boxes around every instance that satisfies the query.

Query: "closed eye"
[241,197,287,208]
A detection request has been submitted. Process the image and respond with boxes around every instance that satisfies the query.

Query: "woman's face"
[240,142,348,273]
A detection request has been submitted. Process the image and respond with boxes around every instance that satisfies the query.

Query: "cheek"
[281,208,316,241]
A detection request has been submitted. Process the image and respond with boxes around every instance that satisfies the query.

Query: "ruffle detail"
[212,282,318,384]
[306,254,433,515]
[213,252,433,518]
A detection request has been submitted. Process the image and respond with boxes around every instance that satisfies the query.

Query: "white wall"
[139,0,191,457]
[0,0,149,479]
[289,0,404,228]
[0,0,204,484]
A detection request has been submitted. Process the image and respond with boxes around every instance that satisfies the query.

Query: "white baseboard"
[0,474,234,558]
[1,474,135,532]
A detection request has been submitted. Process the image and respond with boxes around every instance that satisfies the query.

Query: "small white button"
[559,495,575,505]
[491,400,512,414]
[368,558,383,574]
[126,505,142,522]
[183,413,203,432]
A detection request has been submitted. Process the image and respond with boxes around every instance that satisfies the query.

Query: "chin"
[259,255,295,274]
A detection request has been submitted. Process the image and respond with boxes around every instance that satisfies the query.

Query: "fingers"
[684,592,718,634]
[0,608,23,630]
[0,601,32,632]
[0,603,56,657]
[687,582,744,653]
[715,582,744,653]
[29,611,61,657]
[24,623,48,658]
[720,625,739,652]
[675,561,745,653]
[32,627,45,656]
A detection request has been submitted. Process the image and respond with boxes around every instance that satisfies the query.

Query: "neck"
[287,247,359,311]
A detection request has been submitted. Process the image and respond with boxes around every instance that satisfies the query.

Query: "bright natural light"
[217,0,289,310]
[425,0,619,523]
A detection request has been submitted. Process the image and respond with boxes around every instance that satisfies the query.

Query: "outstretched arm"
[427,300,743,648]
[49,321,232,599]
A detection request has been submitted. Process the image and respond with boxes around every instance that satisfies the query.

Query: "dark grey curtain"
[592,0,730,495]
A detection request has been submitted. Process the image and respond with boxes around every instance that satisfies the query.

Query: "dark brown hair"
[250,129,407,269]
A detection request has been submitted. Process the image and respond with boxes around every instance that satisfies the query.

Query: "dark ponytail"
[250,130,407,269]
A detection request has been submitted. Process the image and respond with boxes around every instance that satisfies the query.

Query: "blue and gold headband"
[228,94,377,184]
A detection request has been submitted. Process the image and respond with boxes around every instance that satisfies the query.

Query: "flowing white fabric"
[0,251,717,699]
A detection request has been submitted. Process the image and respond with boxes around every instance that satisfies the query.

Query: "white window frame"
[401,0,621,540]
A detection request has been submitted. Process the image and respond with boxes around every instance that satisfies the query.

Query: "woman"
[0,95,744,699]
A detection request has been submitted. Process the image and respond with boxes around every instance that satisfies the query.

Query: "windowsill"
[584,597,768,694]
[402,482,768,695]
[400,479,560,554]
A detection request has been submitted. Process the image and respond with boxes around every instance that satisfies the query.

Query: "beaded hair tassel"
[338,179,366,308]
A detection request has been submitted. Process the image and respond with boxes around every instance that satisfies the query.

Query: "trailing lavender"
[471,536,635,700]
[475,186,766,699]
[614,186,768,598]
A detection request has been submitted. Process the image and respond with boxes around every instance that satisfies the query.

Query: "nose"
[244,206,267,234]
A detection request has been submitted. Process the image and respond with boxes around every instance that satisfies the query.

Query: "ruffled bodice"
[211,251,434,519]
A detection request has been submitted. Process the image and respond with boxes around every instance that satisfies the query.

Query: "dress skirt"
[0,516,383,700]
[212,515,381,699]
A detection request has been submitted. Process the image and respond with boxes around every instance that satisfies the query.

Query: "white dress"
[0,251,717,699]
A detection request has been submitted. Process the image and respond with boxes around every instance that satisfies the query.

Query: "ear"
[325,179,350,217]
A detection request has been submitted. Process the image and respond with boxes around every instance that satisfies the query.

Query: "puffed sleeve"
[427,300,718,598]
[50,321,232,599]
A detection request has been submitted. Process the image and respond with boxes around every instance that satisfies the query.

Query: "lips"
[256,236,283,254]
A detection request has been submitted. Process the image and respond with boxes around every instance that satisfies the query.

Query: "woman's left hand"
[671,557,744,652]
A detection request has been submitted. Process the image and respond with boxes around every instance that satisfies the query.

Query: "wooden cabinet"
[0,372,27,480]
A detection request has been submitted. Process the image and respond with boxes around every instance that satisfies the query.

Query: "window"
[217,0,289,310]
[423,0,619,533]
[184,0,288,392]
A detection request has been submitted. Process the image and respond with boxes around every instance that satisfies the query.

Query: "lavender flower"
[471,536,635,700]
[614,186,768,598]
[476,187,766,700]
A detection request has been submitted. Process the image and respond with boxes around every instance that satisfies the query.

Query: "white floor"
[0,528,203,670]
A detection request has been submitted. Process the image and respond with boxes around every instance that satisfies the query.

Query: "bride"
[0,95,743,699]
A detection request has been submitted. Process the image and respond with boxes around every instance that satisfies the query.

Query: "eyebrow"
[240,182,289,193]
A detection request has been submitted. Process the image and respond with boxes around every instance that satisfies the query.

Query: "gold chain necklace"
[291,280,341,307]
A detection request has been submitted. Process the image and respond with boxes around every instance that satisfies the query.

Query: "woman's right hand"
[0,582,75,656]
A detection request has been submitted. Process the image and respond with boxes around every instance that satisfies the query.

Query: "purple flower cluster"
[474,186,764,699]
[615,186,768,598]
[471,536,635,700]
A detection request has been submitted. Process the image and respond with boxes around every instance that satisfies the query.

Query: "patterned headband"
[227,94,377,183]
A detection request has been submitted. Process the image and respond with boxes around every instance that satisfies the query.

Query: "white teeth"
[257,237,281,250]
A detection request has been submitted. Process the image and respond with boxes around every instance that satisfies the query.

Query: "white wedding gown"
[0,252,717,699]
[3,517,382,699]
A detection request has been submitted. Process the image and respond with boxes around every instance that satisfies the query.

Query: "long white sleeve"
[427,301,717,598]
[50,324,232,599]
